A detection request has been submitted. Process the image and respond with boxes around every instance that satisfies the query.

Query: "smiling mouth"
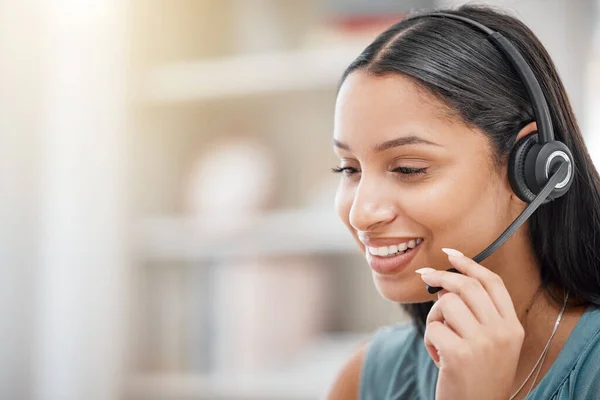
[366,238,423,257]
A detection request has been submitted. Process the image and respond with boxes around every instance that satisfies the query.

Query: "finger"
[442,248,518,320]
[419,268,499,325]
[427,292,481,339]
[437,288,449,300]
[423,320,461,367]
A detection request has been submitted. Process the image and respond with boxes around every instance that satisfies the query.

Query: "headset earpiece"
[508,133,574,203]
[508,134,539,203]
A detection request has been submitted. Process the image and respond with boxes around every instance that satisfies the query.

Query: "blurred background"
[1,0,600,399]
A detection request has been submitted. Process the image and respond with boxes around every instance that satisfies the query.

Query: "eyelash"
[331,166,427,177]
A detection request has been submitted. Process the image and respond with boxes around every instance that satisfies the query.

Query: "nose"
[348,177,397,232]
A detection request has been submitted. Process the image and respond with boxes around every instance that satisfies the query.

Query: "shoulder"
[323,340,368,400]
[567,307,600,395]
[532,306,600,399]
[324,322,427,400]
[359,322,425,400]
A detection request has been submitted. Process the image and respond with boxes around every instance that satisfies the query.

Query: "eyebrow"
[333,135,440,152]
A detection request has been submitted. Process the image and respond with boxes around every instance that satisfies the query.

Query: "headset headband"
[405,12,555,143]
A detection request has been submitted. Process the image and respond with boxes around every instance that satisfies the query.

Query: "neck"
[487,235,586,399]
[484,233,544,322]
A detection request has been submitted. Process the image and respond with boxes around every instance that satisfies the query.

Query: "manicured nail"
[442,248,464,257]
[415,267,436,275]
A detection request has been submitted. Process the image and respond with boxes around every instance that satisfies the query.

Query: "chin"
[372,274,436,303]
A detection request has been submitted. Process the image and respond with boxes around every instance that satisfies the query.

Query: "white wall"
[0,1,131,399]
[31,1,130,399]
[0,1,40,398]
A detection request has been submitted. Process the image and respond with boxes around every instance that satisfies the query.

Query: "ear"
[515,121,537,142]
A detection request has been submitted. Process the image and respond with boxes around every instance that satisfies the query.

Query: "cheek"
[404,168,508,254]
[395,173,469,229]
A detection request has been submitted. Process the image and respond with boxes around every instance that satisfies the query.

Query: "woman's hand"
[416,248,524,400]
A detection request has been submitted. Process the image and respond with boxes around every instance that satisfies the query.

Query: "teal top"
[360,305,600,400]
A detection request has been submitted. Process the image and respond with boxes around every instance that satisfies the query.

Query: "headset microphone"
[403,12,576,295]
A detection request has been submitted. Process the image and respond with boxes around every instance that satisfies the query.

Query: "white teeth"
[367,239,423,257]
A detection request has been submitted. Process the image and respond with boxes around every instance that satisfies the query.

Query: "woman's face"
[333,71,515,303]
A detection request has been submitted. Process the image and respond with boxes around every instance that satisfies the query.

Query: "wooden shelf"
[138,209,358,262]
[141,43,367,103]
[128,372,325,400]
[127,332,369,400]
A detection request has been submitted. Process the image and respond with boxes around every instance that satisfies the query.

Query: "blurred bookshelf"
[127,1,425,399]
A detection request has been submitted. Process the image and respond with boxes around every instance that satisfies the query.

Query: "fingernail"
[415,267,436,275]
[442,248,464,257]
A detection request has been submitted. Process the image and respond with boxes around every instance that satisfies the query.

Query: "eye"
[393,166,427,176]
[332,166,360,176]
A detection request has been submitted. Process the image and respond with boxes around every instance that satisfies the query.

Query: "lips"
[366,239,423,275]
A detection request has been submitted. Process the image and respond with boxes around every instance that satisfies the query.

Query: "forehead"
[333,71,463,144]
[332,70,499,169]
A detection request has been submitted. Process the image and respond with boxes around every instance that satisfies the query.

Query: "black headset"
[403,12,575,293]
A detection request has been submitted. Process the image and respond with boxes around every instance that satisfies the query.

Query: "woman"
[326,5,600,400]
